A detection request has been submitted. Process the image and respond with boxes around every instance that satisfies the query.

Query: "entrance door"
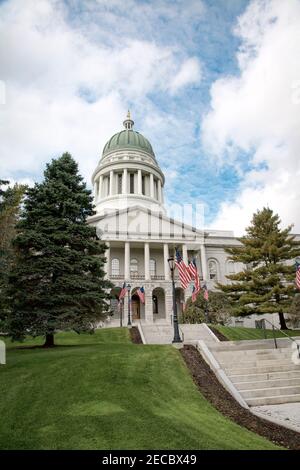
[131,295,140,320]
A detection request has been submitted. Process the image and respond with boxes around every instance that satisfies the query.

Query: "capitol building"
[87,113,245,326]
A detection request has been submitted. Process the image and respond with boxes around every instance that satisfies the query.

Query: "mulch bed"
[208,325,228,341]
[129,326,143,344]
[181,345,300,450]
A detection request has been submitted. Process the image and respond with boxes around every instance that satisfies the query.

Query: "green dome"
[102,113,155,158]
[102,129,155,158]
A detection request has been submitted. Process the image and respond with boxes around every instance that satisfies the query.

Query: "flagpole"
[127,284,132,327]
[168,256,182,344]
[120,299,123,328]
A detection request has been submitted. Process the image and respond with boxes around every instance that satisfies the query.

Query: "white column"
[164,243,170,280]
[109,170,114,196]
[165,286,173,324]
[145,286,154,323]
[137,169,142,195]
[99,175,103,200]
[125,242,130,280]
[105,242,110,278]
[122,168,127,194]
[200,244,208,281]
[144,242,150,280]
[158,179,162,203]
[182,244,188,265]
[94,181,97,200]
[150,173,154,198]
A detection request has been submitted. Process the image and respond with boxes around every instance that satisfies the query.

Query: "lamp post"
[127,283,132,327]
[168,257,182,344]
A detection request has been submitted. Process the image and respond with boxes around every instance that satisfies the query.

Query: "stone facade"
[87,113,298,328]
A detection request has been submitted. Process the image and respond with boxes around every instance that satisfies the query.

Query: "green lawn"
[212,324,300,342]
[0,328,280,450]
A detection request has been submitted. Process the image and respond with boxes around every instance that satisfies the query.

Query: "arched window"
[111,258,120,276]
[208,259,218,280]
[130,258,138,274]
[227,261,235,275]
[150,259,156,277]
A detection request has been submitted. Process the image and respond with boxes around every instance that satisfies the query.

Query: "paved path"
[252,403,300,432]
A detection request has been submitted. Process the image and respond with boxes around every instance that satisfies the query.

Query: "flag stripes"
[119,282,127,300]
[175,248,191,289]
[296,262,300,290]
[137,286,145,304]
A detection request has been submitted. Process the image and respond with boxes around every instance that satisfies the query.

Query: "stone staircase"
[212,345,300,406]
[140,323,217,345]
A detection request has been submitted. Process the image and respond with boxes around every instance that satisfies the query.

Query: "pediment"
[88,205,204,242]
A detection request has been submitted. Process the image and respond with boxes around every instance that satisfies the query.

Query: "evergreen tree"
[217,208,300,329]
[181,291,231,325]
[0,181,25,328]
[7,153,112,346]
[288,294,300,328]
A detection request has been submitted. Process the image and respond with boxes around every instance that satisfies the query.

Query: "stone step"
[241,385,300,399]
[247,394,300,406]
[230,370,300,383]
[235,377,300,390]
[226,363,300,376]
[215,349,293,360]
[219,357,295,369]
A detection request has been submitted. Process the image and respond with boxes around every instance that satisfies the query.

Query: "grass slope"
[0,329,279,450]
[213,325,300,342]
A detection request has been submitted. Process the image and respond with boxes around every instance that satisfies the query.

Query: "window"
[111,258,120,276]
[130,173,135,194]
[150,259,156,277]
[130,258,138,274]
[117,174,122,194]
[208,260,218,280]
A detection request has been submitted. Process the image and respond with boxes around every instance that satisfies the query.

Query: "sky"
[0,0,300,235]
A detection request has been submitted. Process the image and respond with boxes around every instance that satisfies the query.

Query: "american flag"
[188,258,197,279]
[192,285,198,303]
[203,284,209,301]
[175,248,191,289]
[119,282,127,300]
[296,262,300,290]
[137,286,145,304]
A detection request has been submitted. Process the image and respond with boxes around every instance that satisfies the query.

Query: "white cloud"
[169,57,202,94]
[0,0,202,185]
[202,0,300,235]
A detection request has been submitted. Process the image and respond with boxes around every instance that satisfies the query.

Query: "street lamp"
[168,257,182,344]
[127,283,132,327]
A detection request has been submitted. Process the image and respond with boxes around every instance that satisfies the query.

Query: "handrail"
[263,318,300,358]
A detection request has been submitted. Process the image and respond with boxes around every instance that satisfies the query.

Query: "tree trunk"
[43,333,55,348]
[278,311,288,330]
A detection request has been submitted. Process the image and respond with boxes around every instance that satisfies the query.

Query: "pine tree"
[217,208,300,329]
[7,153,112,346]
[0,181,26,327]
[181,291,231,325]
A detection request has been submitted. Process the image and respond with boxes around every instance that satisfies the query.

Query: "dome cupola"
[102,111,155,159]
[92,112,165,215]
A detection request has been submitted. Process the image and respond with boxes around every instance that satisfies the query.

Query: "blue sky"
[1,0,299,234]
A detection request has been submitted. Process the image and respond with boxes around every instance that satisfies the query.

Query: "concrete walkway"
[252,403,300,433]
